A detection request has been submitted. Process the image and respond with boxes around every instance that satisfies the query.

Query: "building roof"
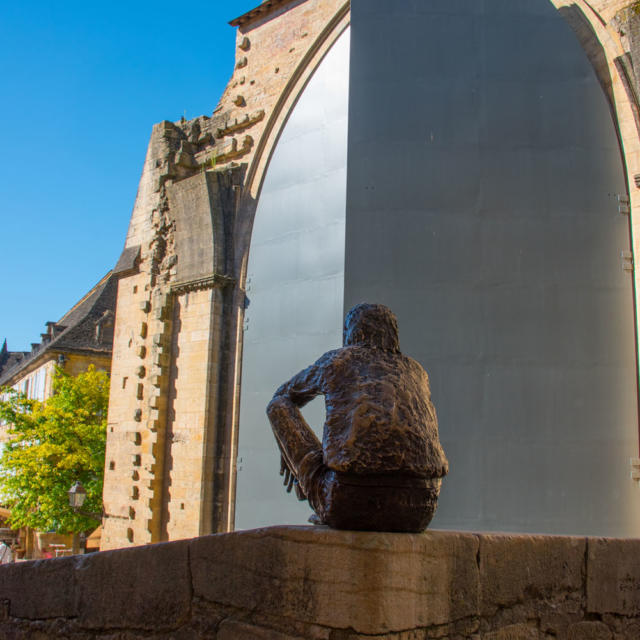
[113,245,140,277]
[0,272,117,387]
[0,341,29,380]
[229,0,304,28]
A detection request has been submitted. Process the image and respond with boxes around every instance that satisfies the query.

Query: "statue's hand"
[279,454,306,500]
[280,455,295,493]
[294,480,306,501]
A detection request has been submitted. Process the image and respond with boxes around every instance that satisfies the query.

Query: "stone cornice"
[170,274,236,295]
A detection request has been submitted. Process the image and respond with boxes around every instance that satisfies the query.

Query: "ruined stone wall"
[3,527,640,639]
[161,287,216,540]
[101,0,349,550]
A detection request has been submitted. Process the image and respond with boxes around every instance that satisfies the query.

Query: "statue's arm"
[270,361,324,408]
[267,354,332,497]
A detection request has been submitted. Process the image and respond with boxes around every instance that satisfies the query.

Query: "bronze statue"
[267,303,448,532]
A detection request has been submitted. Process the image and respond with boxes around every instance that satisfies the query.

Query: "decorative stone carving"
[215,110,265,138]
[267,303,448,532]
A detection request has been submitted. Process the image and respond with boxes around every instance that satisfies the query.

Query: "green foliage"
[0,366,109,533]
[200,154,217,173]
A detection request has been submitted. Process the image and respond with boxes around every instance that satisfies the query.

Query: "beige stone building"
[101,0,640,549]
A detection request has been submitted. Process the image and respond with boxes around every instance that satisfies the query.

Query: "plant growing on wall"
[0,366,109,533]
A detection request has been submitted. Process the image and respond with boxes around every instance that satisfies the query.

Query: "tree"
[0,365,109,534]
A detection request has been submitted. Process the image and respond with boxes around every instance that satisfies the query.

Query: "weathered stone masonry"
[4,527,640,639]
[101,0,350,549]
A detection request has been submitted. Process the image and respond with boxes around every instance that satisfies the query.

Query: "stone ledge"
[0,526,639,638]
[190,527,479,634]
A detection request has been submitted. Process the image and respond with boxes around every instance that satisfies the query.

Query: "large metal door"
[345,0,640,536]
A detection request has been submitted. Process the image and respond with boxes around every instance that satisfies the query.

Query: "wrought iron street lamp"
[68,481,87,509]
[68,482,101,521]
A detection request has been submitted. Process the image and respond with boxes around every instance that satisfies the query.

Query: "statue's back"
[321,346,448,477]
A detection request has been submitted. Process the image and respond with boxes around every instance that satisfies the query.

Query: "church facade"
[101,0,640,549]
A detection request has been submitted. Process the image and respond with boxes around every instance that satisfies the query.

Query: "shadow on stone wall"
[1,526,639,638]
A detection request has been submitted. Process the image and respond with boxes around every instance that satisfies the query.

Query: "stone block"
[153,304,169,320]
[190,525,479,636]
[154,353,170,367]
[0,557,78,619]
[540,610,573,637]
[567,621,612,639]
[217,137,238,157]
[479,533,585,615]
[217,620,304,640]
[483,624,538,639]
[149,395,167,410]
[75,539,191,630]
[619,620,640,638]
[587,538,640,615]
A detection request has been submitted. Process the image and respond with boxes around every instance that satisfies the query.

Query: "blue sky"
[0,0,258,351]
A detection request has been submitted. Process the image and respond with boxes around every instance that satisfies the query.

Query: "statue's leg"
[321,474,442,532]
[267,397,324,502]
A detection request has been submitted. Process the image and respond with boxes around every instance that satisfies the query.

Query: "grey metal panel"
[345,0,640,536]
[235,31,349,530]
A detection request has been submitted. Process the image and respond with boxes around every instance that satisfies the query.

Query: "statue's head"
[343,303,400,352]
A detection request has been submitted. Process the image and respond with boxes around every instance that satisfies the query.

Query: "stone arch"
[233,30,350,530]
[225,0,640,532]
[554,0,640,377]
[225,2,351,529]
[233,1,350,284]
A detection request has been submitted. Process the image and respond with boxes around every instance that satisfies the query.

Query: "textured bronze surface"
[267,303,448,532]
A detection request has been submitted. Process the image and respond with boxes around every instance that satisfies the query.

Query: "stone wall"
[2,526,640,639]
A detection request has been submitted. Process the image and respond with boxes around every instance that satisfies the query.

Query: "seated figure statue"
[267,303,448,532]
